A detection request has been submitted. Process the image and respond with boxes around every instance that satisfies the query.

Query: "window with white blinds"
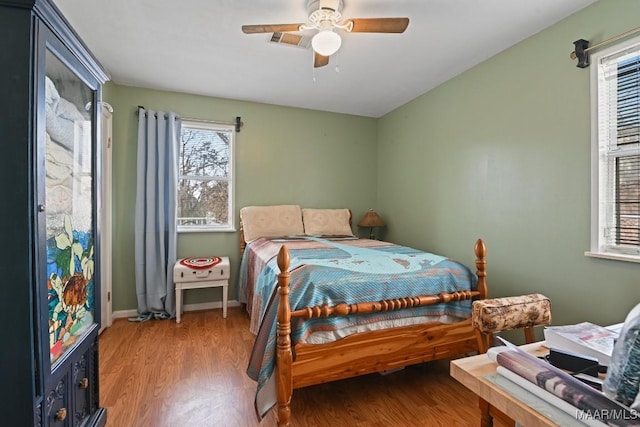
[590,36,640,260]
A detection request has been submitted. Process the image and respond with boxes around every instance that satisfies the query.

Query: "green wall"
[378,0,640,327]
[104,84,377,311]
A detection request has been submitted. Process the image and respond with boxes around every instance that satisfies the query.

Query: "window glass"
[178,121,235,232]
[589,37,640,261]
[45,50,96,366]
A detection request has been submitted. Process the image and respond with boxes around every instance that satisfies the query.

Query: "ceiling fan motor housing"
[307,0,343,15]
[303,0,350,33]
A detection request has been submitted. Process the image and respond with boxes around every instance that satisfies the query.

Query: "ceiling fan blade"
[347,17,409,33]
[314,52,330,68]
[242,24,303,34]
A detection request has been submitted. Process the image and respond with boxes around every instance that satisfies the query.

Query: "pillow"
[240,205,304,243]
[302,208,353,237]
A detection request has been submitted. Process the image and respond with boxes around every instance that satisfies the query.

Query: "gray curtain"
[132,108,181,321]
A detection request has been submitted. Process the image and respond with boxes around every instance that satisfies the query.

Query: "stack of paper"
[543,322,619,366]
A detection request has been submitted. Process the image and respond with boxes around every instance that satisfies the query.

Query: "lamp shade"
[311,29,342,56]
[358,209,385,228]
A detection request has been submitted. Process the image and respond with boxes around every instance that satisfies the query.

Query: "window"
[177,120,235,232]
[589,36,640,261]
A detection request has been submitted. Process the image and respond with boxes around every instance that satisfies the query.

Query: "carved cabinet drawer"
[43,376,69,426]
[37,333,101,427]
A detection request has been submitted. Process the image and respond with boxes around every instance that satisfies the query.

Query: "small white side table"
[173,256,230,323]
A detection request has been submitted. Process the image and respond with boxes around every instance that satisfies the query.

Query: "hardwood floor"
[99,308,480,426]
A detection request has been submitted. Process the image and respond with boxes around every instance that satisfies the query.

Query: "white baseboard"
[111,299,241,320]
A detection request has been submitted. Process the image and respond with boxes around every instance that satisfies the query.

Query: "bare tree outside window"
[178,121,235,231]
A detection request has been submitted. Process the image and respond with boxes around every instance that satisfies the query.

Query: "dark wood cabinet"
[0,1,108,425]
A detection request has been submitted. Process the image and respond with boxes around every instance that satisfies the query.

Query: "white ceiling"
[51,0,596,118]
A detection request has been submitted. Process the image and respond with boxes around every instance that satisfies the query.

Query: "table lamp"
[357,209,386,240]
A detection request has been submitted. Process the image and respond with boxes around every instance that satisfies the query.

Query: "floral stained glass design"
[45,51,95,365]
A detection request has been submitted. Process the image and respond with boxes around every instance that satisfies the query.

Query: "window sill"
[178,227,237,234]
[584,251,640,264]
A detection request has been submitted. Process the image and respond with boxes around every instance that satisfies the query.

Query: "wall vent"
[268,32,311,49]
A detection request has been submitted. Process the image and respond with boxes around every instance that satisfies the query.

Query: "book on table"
[488,338,637,427]
[543,322,620,366]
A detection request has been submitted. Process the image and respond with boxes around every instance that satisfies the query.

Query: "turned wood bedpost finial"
[276,246,293,427]
[474,239,488,300]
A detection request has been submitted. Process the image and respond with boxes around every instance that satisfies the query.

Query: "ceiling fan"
[241,0,409,68]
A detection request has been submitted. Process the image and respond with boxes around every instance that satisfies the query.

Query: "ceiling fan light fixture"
[311,29,341,56]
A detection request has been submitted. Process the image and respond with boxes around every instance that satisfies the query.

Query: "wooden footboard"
[275,239,488,427]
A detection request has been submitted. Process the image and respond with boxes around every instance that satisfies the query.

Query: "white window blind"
[591,37,640,258]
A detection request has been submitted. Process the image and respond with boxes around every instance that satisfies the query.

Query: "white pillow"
[302,208,353,236]
[240,205,304,243]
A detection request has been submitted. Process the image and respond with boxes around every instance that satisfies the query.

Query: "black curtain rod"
[136,105,243,132]
[571,25,640,68]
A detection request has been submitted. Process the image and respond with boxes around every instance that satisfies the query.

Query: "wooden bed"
[239,219,488,426]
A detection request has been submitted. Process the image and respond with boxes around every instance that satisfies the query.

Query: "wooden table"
[450,342,565,427]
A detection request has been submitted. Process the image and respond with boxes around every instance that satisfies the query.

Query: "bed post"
[276,246,293,427]
[239,220,246,258]
[474,239,487,299]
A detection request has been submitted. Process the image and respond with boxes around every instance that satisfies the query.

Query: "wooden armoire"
[0,1,108,425]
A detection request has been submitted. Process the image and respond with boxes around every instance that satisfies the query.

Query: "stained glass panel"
[45,51,95,366]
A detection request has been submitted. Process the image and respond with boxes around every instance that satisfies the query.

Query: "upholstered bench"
[471,293,552,427]
[472,293,552,353]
